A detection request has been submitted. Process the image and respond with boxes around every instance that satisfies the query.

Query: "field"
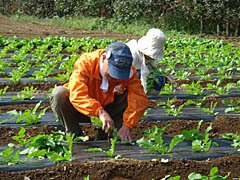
[0,16,240,180]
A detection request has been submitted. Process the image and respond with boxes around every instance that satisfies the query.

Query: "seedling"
[222,132,240,152]
[188,167,231,180]
[184,97,206,108]
[0,147,25,166]
[30,59,57,81]
[159,83,176,95]
[12,86,37,100]
[0,60,10,73]
[202,102,219,115]
[222,99,240,113]
[202,102,219,116]
[12,127,29,148]
[136,125,183,154]
[20,131,88,163]
[146,67,165,93]
[7,101,49,125]
[88,129,122,158]
[0,86,9,96]
[192,133,218,152]
[181,120,213,142]
[181,80,204,96]
[165,104,184,117]
[4,61,31,82]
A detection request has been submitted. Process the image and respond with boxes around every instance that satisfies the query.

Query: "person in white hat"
[126,28,166,96]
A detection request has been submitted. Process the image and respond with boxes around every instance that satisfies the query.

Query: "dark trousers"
[50,86,128,136]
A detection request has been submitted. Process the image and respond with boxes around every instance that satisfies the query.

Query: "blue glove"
[154,76,167,91]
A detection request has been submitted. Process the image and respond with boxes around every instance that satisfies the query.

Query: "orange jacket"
[64,49,149,128]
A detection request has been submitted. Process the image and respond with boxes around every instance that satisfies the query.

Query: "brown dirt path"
[0,15,141,41]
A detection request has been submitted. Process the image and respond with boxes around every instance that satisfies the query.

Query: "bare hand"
[98,109,114,133]
[117,125,132,142]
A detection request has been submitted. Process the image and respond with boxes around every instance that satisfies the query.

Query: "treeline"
[0,0,239,36]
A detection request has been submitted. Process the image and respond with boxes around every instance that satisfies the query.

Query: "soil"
[0,15,240,179]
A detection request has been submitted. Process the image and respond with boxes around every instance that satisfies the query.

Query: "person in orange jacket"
[50,42,149,142]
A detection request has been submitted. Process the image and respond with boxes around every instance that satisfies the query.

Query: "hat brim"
[108,61,130,80]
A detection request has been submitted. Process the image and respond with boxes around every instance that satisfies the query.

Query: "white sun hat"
[137,28,166,60]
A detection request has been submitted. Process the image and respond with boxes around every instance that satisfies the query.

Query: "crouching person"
[50,42,149,142]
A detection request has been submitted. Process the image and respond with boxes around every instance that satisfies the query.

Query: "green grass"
[5,14,186,37]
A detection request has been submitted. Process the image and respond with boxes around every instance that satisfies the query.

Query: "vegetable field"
[0,31,239,179]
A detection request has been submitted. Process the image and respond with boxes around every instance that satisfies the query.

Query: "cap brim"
[108,61,130,80]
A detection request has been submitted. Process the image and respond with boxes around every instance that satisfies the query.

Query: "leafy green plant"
[159,83,176,95]
[181,80,204,96]
[222,99,240,114]
[88,129,121,158]
[181,120,212,142]
[202,102,219,115]
[165,104,184,117]
[146,67,165,93]
[0,60,10,73]
[12,86,38,100]
[90,116,103,128]
[83,175,90,180]
[0,86,9,95]
[188,167,231,180]
[207,80,233,96]
[4,61,31,82]
[20,131,88,163]
[184,97,206,108]
[12,127,29,148]
[222,132,240,152]
[192,133,218,152]
[31,59,57,81]
[0,147,25,166]
[7,101,49,125]
[136,125,183,154]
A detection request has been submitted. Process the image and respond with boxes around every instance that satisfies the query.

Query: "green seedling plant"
[222,99,240,113]
[181,120,212,141]
[188,167,231,180]
[0,86,9,95]
[181,80,204,96]
[136,124,183,154]
[83,175,90,180]
[12,86,37,100]
[11,127,29,148]
[159,83,176,95]
[0,146,25,166]
[202,102,219,115]
[7,101,49,125]
[4,61,31,82]
[20,130,88,163]
[146,67,165,93]
[175,69,191,80]
[156,97,176,109]
[222,132,240,152]
[207,81,233,96]
[184,97,206,108]
[31,59,57,81]
[11,48,28,63]
[192,132,218,152]
[165,104,184,117]
[88,128,122,158]
[53,54,78,82]
[0,60,10,73]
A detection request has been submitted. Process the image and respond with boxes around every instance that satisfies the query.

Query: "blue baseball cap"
[106,42,133,80]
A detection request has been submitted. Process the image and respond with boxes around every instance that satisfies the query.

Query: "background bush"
[0,0,239,36]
